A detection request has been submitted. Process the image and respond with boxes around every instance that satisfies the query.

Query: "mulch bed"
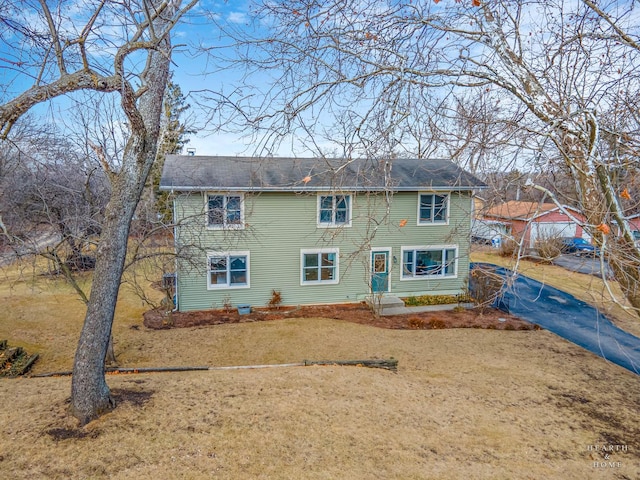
[143,303,537,331]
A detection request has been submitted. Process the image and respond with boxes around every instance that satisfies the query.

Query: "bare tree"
[1,133,107,275]
[216,0,640,316]
[0,0,198,424]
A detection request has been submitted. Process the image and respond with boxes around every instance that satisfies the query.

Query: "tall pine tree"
[138,75,194,228]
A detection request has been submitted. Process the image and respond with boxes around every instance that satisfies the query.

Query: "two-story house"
[159,156,485,312]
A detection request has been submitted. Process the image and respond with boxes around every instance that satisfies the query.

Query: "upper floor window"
[418,193,448,224]
[207,194,243,229]
[318,194,351,227]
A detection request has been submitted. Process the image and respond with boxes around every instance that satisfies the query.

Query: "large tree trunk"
[70,179,138,423]
[70,12,173,424]
[70,142,166,426]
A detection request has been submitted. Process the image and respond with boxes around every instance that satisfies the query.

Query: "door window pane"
[373,253,386,273]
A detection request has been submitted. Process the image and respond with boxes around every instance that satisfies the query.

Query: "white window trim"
[316,193,353,228]
[416,192,450,226]
[300,248,340,285]
[400,245,458,281]
[205,192,245,230]
[207,250,251,290]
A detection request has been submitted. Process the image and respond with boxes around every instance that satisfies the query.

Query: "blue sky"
[171,1,256,155]
[169,1,335,156]
[0,0,302,156]
[3,0,640,161]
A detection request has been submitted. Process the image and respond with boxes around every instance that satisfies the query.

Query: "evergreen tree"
[139,74,194,228]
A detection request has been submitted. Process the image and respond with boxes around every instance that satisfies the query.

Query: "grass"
[1,255,640,479]
[0,259,159,373]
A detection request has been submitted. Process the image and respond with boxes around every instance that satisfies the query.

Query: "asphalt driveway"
[470,263,640,375]
[551,253,613,279]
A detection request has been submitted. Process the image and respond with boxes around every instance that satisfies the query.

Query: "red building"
[483,201,587,248]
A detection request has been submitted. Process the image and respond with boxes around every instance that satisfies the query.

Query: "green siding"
[174,191,473,311]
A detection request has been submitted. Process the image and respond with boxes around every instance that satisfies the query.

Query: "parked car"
[560,237,599,257]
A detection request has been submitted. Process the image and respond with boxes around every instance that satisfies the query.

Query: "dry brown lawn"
[1,258,639,479]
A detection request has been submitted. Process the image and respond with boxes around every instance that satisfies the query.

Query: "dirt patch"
[111,388,154,408]
[143,302,534,331]
[46,427,101,441]
[45,388,154,442]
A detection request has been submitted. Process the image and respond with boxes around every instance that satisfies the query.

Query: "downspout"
[171,189,179,312]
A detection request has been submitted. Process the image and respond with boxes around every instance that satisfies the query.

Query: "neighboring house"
[472,195,486,219]
[482,200,587,248]
[470,196,509,245]
[160,156,486,312]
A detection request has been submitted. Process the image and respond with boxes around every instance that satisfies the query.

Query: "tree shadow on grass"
[46,388,154,441]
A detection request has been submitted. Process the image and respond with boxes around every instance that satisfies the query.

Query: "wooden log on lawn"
[32,365,211,377]
[304,359,398,372]
[105,366,210,374]
[17,354,39,376]
[0,346,23,369]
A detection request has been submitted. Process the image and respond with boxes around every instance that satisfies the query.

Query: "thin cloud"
[227,11,247,24]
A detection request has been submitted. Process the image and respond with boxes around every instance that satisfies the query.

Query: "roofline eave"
[159,185,486,193]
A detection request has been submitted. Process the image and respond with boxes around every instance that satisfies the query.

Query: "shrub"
[535,235,563,262]
[222,295,232,313]
[408,317,425,329]
[404,295,420,306]
[469,266,505,313]
[499,238,519,257]
[268,289,283,309]
[401,294,461,306]
[427,318,446,329]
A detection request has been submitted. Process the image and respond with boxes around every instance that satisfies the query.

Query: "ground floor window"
[207,251,250,289]
[401,246,457,279]
[301,249,339,285]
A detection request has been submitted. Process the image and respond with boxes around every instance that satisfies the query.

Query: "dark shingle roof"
[159,156,486,192]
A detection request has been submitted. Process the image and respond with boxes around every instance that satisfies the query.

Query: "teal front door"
[371,250,390,293]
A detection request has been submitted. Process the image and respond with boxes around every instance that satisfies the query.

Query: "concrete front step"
[365,295,406,314]
[366,295,476,316]
[366,295,475,316]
